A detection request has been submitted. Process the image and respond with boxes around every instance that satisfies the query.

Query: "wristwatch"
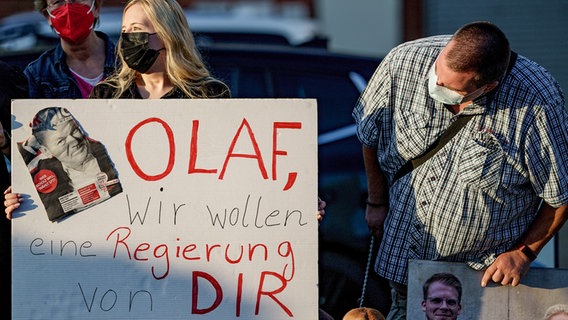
[517,243,537,261]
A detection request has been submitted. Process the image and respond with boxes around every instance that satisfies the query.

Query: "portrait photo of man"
[421,273,462,320]
[18,107,122,222]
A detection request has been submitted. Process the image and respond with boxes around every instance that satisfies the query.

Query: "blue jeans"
[386,281,407,320]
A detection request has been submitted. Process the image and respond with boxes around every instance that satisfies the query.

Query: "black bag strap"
[392,114,474,183]
[391,51,518,183]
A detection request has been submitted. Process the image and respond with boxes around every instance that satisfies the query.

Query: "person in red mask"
[23,0,116,98]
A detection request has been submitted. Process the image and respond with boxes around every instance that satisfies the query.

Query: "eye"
[47,0,64,10]
[50,0,62,6]
[428,297,458,307]
[446,299,458,306]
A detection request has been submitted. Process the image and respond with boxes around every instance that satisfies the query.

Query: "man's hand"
[365,205,388,239]
[480,249,532,287]
[4,186,23,220]
[317,197,326,223]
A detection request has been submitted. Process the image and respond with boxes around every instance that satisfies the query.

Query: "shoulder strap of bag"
[391,51,518,183]
[392,114,474,183]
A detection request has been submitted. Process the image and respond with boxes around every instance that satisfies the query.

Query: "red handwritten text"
[125,118,302,190]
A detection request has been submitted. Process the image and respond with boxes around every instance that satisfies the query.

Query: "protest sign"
[407,260,568,319]
[11,99,318,320]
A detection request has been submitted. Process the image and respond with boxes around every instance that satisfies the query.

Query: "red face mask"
[48,2,95,44]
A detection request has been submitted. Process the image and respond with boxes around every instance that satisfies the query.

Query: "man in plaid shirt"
[353,21,568,320]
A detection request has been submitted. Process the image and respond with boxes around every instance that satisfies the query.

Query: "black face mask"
[120,32,163,73]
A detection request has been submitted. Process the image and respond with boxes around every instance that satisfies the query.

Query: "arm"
[23,65,40,99]
[362,145,389,238]
[0,119,9,158]
[481,202,568,287]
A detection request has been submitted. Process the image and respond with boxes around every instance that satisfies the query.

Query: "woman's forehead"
[122,3,154,30]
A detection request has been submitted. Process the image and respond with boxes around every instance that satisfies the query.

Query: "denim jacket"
[24,32,116,98]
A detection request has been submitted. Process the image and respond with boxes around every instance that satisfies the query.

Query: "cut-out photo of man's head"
[18,107,122,222]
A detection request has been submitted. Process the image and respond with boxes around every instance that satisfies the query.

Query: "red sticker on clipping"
[33,169,58,194]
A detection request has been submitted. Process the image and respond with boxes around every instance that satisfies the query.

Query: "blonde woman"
[91,0,229,99]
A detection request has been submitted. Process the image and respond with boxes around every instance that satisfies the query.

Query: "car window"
[273,71,360,132]
[211,63,362,131]
[212,65,270,98]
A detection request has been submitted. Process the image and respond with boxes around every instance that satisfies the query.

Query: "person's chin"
[433,314,456,320]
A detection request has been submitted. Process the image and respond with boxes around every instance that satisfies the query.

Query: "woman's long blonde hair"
[108,0,219,98]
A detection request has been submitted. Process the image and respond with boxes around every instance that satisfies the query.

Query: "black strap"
[392,114,474,182]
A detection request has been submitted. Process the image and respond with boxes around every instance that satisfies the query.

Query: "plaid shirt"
[353,35,568,285]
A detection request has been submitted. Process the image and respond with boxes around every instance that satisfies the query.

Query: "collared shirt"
[353,35,568,285]
[24,32,116,98]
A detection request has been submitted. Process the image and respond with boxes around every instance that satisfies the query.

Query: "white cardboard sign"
[11,99,318,320]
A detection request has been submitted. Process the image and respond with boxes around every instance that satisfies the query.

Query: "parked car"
[0,6,326,53]
[0,8,388,318]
